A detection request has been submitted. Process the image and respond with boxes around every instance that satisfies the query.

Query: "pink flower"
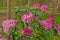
[3,26,10,34]
[2,19,17,33]
[0,37,3,40]
[49,15,55,20]
[41,4,48,11]
[0,35,7,40]
[34,16,39,19]
[22,12,34,23]
[40,20,53,29]
[2,20,10,28]
[54,24,59,29]
[2,19,17,28]
[40,18,59,30]
[44,23,52,29]
[52,22,59,30]
[34,2,40,9]
[9,19,17,27]
[23,29,32,35]
[0,35,2,39]
[50,15,55,19]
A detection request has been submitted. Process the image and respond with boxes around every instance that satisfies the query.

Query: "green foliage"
[10,6,57,40]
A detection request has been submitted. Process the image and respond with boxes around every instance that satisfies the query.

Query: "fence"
[0,0,60,12]
[0,0,60,26]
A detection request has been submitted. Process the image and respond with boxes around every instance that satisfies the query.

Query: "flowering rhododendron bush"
[0,3,60,40]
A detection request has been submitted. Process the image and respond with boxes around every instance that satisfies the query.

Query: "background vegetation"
[0,0,60,40]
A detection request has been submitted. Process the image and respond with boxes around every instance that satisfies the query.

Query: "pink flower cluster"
[2,19,17,33]
[23,29,32,35]
[34,3,48,11]
[22,12,34,23]
[40,4,48,11]
[40,15,59,30]
[40,20,52,29]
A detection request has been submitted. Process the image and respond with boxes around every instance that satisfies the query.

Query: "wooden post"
[28,0,30,7]
[19,0,21,6]
[7,0,11,19]
[57,0,60,13]
[17,0,21,6]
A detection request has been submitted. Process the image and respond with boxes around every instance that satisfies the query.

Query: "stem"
[41,11,45,16]
[7,0,11,19]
